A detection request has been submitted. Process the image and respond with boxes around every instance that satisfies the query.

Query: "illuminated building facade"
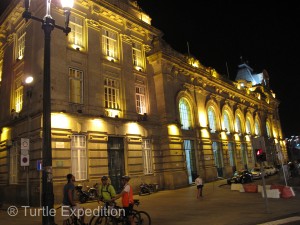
[0,0,287,205]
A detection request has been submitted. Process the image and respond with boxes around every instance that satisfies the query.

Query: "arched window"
[266,122,271,137]
[208,106,217,132]
[255,120,261,136]
[223,111,231,133]
[179,98,192,130]
[245,118,251,134]
[235,115,242,133]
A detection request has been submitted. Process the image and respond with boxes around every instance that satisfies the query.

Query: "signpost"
[21,138,30,166]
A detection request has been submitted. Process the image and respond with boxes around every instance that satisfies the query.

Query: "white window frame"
[16,27,26,60]
[104,78,120,110]
[102,29,118,59]
[14,77,23,112]
[208,107,217,132]
[135,85,146,114]
[71,135,87,181]
[255,120,261,136]
[132,42,143,69]
[223,112,231,133]
[179,98,192,130]
[142,139,153,174]
[9,145,18,184]
[246,118,251,134]
[235,116,242,133]
[69,68,83,104]
[68,15,83,47]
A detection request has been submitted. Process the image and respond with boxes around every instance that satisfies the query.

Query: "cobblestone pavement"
[1,174,300,225]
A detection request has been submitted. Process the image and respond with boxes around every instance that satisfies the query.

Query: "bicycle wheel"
[129,210,140,225]
[93,215,108,225]
[89,216,97,225]
[135,211,151,225]
[104,216,118,225]
[69,216,84,225]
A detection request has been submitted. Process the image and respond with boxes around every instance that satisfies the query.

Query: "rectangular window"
[241,143,248,166]
[17,27,26,60]
[135,86,146,114]
[71,135,87,181]
[104,78,119,109]
[142,139,153,174]
[132,42,143,69]
[69,15,83,47]
[15,77,23,112]
[9,145,18,184]
[228,142,236,167]
[102,29,118,59]
[69,68,83,104]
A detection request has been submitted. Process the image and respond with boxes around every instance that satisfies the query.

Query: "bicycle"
[89,199,151,225]
[58,205,88,225]
[63,214,84,225]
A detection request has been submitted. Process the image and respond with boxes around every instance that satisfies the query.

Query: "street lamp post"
[25,75,33,206]
[22,1,74,224]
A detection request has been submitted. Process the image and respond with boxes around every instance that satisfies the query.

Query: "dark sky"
[138,0,300,138]
[1,1,299,137]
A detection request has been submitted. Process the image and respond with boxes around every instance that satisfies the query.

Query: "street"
[1,173,300,225]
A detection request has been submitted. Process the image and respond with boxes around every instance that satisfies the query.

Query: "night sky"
[137,0,300,138]
[1,1,299,137]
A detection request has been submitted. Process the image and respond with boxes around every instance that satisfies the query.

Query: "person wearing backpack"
[98,176,116,203]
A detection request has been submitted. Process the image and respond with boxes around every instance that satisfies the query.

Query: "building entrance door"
[108,137,125,193]
[184,140,197,184]
[213,141,224,177]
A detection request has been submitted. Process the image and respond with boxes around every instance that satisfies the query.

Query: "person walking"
[111,175,135,225]
[62,173,87,225]
[195,175,204,199]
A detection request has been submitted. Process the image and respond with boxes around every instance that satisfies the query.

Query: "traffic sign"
[21,138,30,150]
[21,155,29,166]
[37,160,42,171]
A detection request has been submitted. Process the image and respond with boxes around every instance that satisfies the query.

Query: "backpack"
[101,184,112,198]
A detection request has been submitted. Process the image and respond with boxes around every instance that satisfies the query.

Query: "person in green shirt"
[98,176,116,203]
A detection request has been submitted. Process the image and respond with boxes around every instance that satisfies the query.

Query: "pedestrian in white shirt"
[195,175,204,199]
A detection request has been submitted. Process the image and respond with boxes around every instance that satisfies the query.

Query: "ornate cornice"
[224,99,235,108]
[86,19,101,30]
[210,94,223,102]
[91,3,124,25]
[120,34,132,44]
[143,44,151,52]
[126,21,147,36]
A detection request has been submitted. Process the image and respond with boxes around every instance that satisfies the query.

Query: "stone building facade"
[0,0,287,206]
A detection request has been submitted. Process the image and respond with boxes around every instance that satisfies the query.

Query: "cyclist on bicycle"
[111,175,135,225]
[98,176,116,201]
[98,176,116,208]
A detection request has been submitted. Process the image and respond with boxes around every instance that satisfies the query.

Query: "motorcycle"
[75,183,99,203]
[139,182,155,195]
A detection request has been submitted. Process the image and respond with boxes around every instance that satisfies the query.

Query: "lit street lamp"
[22,1,74,224]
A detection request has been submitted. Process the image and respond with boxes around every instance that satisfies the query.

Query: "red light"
[256,149,263,155]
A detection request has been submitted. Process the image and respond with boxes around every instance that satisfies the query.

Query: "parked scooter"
[139,182,155,195]
[75,183,99,203]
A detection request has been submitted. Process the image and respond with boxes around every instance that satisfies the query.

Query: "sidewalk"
[1,174,300,225]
